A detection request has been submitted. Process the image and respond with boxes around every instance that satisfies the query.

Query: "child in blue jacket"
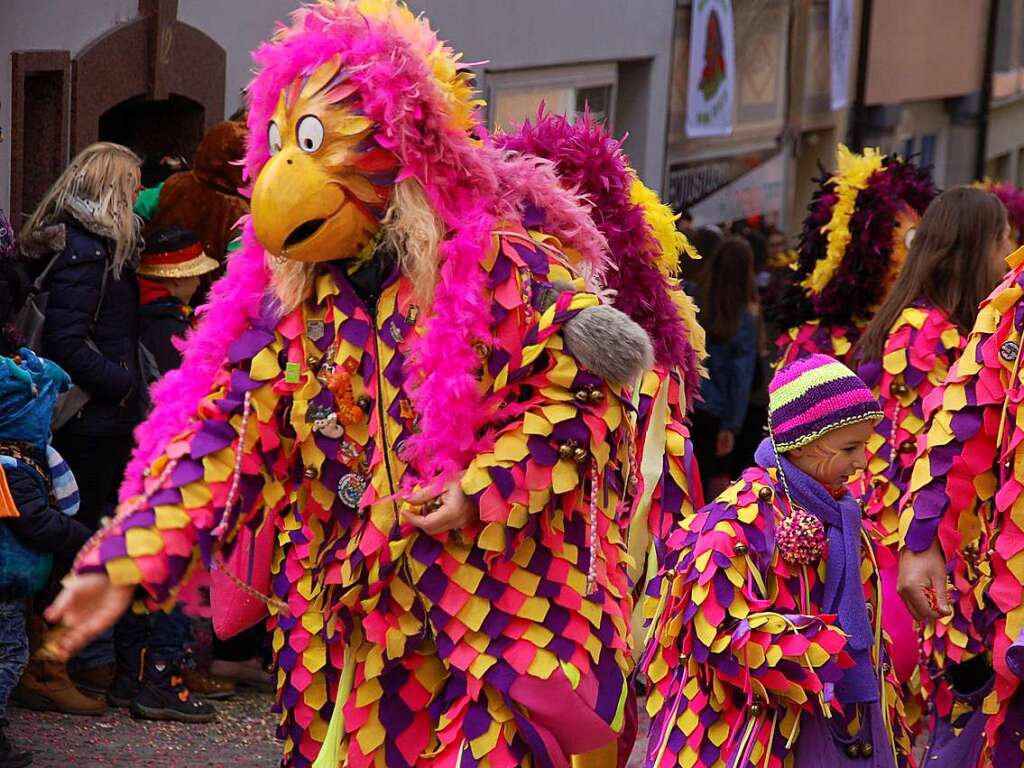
[0,349,90,767]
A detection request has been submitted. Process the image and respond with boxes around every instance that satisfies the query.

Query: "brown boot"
[181,668,236,701]
[12,659,107,716]
[69,663,116,696]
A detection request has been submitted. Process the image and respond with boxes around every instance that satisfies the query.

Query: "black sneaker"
[0,723,32,768]
[106,670,141,708]
[129,661,216,724]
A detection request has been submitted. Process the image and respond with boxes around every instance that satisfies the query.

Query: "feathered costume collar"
[122,0,611,498]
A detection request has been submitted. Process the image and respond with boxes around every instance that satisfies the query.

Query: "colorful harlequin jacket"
[902,246,1024,764]
[775,319,865,370]
[74,226,636,768]
[630,366,702,604]
[642,466,913,768]
[857,299,964,546]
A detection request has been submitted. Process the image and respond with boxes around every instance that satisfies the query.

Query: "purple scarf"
[755,438,878,704]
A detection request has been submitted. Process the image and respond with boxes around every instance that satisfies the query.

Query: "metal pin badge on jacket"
[1001,340,1020,362]
[306,319,325,342]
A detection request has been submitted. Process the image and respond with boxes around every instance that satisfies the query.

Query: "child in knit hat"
[0,349,91,767]
[642,354,913,767]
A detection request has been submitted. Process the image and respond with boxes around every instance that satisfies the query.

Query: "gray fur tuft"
[562,304,654,386]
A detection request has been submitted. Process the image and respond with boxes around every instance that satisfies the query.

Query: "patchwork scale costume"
[495,112,707,597]
[901,245,1024,765]
[769,147,935,369]
[854,299,965,718]
[857,299,965,546]
[71,3,660,766]
[641,356,913,767]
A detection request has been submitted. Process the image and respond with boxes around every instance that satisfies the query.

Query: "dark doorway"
[98,94,205,181]
[9,50,71,231]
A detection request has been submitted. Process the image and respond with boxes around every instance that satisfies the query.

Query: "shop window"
[488,63,617,133]
[575,85,613,124]
[919,134,937,169]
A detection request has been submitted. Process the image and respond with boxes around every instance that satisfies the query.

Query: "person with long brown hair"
[853,186,1011,733]
[856,187,1011,540]
[691,237,759,497]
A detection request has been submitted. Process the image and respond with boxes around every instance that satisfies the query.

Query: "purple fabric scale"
[793,703,897,768]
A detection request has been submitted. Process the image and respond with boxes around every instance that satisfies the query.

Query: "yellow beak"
[251,147,350,262]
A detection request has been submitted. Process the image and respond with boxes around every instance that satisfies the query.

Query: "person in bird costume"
[898,237,1024,765]
[495,110,707,577]
[768,146,935,369]
[496,112,707,766]
[41,3,655,767]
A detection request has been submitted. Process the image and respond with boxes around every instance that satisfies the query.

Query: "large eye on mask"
[268,122,283,156]
[296,115,325,153]
[904,227,917,249]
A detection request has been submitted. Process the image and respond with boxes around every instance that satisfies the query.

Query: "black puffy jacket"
[37,222,147,436]
[3,462,90,560]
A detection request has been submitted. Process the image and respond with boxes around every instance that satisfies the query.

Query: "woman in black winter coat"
[19,142,147,533]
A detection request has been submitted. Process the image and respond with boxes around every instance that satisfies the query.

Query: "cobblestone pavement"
[8,690,280,767]
[9,691,650,767]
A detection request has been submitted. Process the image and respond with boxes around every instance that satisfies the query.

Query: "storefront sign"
[686,0,736,137]
[667,149,775,213]
[687,152,786,226]
[830,0,853,110]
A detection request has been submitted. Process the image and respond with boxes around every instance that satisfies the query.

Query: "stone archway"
[71,0,225,156]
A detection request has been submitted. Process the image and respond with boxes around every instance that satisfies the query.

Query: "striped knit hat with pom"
[769,353,882,452]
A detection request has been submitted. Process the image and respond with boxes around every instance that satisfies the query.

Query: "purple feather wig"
[495,110,701,404]
[769,155,936,331]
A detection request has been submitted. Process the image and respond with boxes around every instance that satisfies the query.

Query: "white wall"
[1,0,675,211]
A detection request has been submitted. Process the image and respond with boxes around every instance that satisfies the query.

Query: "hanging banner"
[685,0,736,137]
[830,0,853,110]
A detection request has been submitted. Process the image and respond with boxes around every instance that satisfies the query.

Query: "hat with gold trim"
[140,227,219,279]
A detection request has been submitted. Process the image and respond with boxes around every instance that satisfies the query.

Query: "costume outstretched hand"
[43,573,134,660]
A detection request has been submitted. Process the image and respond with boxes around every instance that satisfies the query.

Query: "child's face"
[786,420,875,488]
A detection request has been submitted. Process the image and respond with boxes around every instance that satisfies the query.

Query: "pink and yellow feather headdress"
[122,0,609,496]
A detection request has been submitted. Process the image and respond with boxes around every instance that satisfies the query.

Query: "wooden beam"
[139,0,178,99]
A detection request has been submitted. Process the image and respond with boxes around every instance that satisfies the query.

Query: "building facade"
[0,0,676,228]
[667,0,991,234]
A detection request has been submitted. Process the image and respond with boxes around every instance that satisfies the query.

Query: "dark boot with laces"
[129,658,216,723]
[0,720,31,768]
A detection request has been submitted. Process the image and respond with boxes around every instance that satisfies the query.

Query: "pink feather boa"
[121,2,606,499]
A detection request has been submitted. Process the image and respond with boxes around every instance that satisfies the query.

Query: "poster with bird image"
[686,0,735,137]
